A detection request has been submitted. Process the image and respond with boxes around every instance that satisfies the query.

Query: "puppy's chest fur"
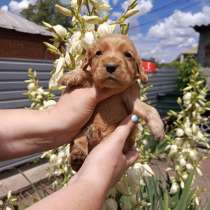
[85,93,130,150]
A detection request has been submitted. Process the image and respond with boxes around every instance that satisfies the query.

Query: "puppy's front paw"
[58,69,90,90]
[147,108,165,140]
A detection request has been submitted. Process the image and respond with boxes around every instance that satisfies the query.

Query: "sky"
[0,0,210,62]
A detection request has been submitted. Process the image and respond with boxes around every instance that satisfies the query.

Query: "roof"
[194,24,210,32]
[0,10,51,36]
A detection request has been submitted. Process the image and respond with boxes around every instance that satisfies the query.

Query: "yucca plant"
[21,1,210,210]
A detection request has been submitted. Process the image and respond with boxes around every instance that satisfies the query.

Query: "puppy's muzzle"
[105,63,119,74]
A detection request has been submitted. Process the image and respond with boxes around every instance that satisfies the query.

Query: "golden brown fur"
[59,34,164,171]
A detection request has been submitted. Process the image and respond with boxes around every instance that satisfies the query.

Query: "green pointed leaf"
[175,172,194,210]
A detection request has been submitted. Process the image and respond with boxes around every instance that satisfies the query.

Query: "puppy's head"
[82,34,148,89]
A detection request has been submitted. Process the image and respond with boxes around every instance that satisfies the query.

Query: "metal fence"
[0,58,52,172]
[147,67,179,115]
[0,60,179,172]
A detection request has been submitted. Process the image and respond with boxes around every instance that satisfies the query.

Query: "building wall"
[0,58,52,172]
[197,28,210,67]
[0,28,52,60]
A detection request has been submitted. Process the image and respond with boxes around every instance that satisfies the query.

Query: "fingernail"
[131,114,140,124]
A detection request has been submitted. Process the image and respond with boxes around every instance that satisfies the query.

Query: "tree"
[21,0,71,27]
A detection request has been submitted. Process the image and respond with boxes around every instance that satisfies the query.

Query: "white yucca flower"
[186,163,193,171]
[192,124,198,134]
[196,131,204,140]
[189,150,199,161]
[82,15,101,24]
[175,137,183,146]
[67,31,83,55]
[169,144,178,156]
[184,121,192,136]
[84,24,95,31]
[71,0,78,8]
[53,25,68,38]
[58,150,66,159]
[37,87,44,94]
[136,163,154,177]
[69,40,83,55]
[179,158,186,167]
[124,8,139,18]
[27,83,35,90]
[49,154,57,163]
[92,0,111,11]
[56,157,63,165]
[142,139,148,146]
[49,57,65,87]
[82,31,96,47]
[54,169,62,176]
[7,191,12,199]
[97,23,115,37]
[176,128,184,137]
[182,172,188,180]
[170,182,179,194]
[183,92,192,101]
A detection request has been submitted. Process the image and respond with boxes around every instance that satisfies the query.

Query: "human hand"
[25,116,138,210]
[53,85,130,142]
[71,116,139,191]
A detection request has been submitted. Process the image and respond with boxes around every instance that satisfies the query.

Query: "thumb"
[125,148,139,167]
[108,115,136,150]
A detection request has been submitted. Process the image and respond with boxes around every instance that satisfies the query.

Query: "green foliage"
[158,57,205,91]
[206,199,210,210]
[21,0,71,27]
[137,173,197,210]
[176,57,205,90]
[164,62,210,188]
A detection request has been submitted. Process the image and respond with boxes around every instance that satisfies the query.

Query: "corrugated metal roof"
[0,10,51,36]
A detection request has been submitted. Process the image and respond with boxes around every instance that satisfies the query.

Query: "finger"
[125,149,139,167]
[108,116,136,150]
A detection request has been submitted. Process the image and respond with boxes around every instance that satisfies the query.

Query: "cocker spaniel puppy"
[59,34,164,171]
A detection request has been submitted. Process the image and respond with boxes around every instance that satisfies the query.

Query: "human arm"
[0,86,125,161]
[26,116,139,210]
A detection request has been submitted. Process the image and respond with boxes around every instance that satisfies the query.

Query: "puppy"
[59,34,164,171]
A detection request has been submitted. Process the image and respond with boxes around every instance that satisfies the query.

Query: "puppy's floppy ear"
[135,55,148,83]
[81,48,92,72]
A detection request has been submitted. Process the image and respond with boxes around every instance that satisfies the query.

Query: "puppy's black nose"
[105,63,118,73]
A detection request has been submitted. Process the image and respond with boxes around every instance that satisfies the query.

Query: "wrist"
[69,173,109,201]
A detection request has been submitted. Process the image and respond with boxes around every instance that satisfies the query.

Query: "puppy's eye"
[96,50,103,56]
[124,52,132,58]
